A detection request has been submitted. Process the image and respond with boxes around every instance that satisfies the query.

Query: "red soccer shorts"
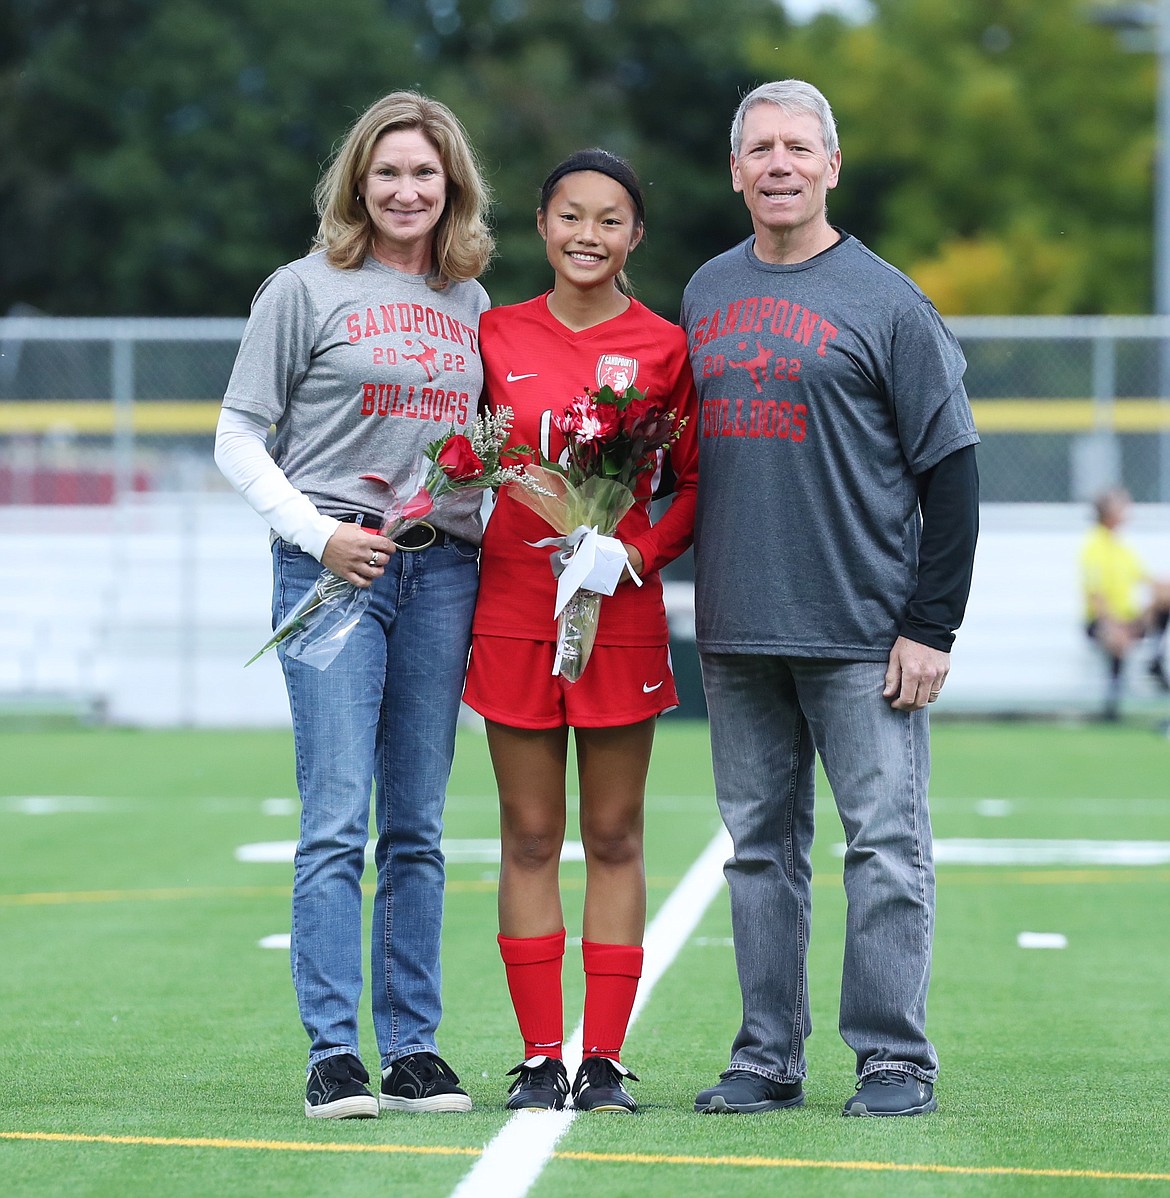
[464,634,679,729]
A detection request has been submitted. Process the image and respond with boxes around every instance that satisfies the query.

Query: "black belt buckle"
[393,521,438,551]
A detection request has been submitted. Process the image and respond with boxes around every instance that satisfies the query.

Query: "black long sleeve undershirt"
[898,444,979,653]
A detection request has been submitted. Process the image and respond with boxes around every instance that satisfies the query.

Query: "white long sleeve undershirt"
[213,407,339,561]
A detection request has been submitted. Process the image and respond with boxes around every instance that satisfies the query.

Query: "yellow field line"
[941,867,1170,886]
[557,1147,1170,1181]
[4,399,1170,434]
[2,1131,1166,1182]
[0,882,499,908]
[0,1130,477,1158]
[3,867,1166,908]
[0,885,289,906]
[0,880,497,907]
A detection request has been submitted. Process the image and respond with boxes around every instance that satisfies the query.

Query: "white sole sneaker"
[305,1093,379,1119]
[379,1092,473,1113]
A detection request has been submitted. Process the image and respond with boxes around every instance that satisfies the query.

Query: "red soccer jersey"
[474,293,698,646]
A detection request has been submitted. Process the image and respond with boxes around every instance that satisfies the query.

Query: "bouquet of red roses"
[507,383,687,683]
[247,408,528,670]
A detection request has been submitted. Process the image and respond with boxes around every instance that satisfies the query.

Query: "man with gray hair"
[684,79,979,1117]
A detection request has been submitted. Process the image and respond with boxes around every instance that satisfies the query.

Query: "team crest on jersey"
[596,354,638,392]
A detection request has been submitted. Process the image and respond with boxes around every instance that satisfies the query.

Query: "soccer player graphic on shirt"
[401,337,439,381]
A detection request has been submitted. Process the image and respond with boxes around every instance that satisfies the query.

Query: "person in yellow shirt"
[1082,488,1170,719]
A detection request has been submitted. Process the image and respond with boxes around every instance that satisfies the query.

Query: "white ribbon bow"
[528,525,643,617]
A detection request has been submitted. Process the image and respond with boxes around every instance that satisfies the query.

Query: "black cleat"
[505,1055,570,1111]
[571,1056,638,1113]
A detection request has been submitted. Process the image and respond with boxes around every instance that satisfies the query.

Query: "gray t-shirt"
[223,250,490,544]
[681,234,979,659]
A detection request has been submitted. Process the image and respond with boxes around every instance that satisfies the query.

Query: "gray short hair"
[730,80,839,159]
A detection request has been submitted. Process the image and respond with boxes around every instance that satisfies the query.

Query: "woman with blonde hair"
[313,90,492,283]
[215,92,492,1118]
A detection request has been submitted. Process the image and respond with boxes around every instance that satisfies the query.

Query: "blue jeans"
[274,537,478,1073]
[700,652,938,1084]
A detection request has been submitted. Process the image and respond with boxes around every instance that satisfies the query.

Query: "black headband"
[540,149,645,226]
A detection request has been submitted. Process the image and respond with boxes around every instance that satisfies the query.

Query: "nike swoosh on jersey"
[506,371,538,382]
[643,681,664,693]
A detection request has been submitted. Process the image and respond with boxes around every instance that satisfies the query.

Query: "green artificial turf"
[1,720,1168,1197]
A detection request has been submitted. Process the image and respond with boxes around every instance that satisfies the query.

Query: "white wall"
[2,497,1168,726]
[954,504,1170,711]
[0,496,286,726]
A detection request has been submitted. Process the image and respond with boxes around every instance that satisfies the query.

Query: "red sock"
[497,928,565,1060]
[581,940,644,1062]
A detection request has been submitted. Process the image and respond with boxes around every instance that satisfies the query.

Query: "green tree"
[2,0,1157,317]
[4,0,810,317]
[3,0,799,317]
[768,0,1154,313]
[1,0,423,315]
[394,0,795,314]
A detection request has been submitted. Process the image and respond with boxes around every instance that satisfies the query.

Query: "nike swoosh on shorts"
[506,371,538,382]
[643,681,664,693]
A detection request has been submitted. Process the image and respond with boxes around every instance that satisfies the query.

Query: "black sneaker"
[505,1055,570,1111]
[380,1051,473,1112]
[571,1056,638,1113]
[304,1053,379,1119]
[694,1069,804,1113]
[843,1069,937,1117]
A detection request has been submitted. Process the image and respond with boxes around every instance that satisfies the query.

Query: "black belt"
[343,512,451,550]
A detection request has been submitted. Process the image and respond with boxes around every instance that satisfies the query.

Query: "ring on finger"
[368,552,379,567]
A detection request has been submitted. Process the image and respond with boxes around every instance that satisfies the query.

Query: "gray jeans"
[700,651,938,1084]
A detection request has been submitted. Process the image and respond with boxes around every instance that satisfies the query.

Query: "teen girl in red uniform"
[464,149,698,1114]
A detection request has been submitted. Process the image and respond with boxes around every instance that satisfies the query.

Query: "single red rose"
[436,434,485,481]
[593,403,621,440]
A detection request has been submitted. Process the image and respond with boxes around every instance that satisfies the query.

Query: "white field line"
[448,826,733,1198]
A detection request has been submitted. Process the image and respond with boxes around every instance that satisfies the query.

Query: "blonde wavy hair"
[312,92,494,289]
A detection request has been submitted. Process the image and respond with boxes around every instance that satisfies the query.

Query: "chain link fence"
[4,314,1169,504]
[949,315,1170,504]
[0,317,243,504]
[2,314,1169,724]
